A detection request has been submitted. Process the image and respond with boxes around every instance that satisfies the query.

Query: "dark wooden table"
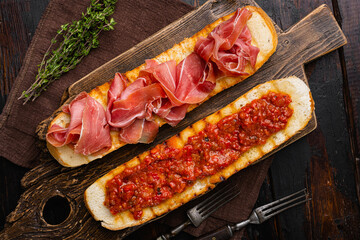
[1,0,359,239]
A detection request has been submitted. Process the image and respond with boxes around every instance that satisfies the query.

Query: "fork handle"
[196,219,250,240]
[196,225,233,240]
[157,219,192,240]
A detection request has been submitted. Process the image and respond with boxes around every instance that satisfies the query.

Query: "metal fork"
[156,182,240,240]
[196,188,310,240]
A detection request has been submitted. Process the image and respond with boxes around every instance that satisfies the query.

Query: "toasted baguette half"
[84,76,314,230]
[47,6,278,167]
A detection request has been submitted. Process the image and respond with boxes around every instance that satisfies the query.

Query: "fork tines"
[188,182,238,227]
[255,189,310,221]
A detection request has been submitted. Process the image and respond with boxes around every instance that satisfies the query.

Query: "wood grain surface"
[1,0,359,239]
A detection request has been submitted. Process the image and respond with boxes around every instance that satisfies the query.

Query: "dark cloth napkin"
[0,0,272,238]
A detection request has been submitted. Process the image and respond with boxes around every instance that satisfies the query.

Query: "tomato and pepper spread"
[104,91,293,220]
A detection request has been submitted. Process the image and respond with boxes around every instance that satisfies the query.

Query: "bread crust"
[84,76,314,230]
[47,6,278,167]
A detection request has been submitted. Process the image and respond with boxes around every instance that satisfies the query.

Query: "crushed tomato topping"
[104,92,293,220]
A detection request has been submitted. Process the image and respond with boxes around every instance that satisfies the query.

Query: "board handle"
[278,4,346,64]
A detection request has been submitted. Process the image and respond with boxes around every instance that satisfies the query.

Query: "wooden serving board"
[0,0,346,239]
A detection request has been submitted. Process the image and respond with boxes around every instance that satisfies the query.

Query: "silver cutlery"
[157,182,240,240]
[196,188,310,240]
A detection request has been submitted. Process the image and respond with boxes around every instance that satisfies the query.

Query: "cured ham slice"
[107,53,215,138]
[153,102,189,127]
[47,93,88,147]
[140,60,179,105]
[214,26,260,75]
[106,73,165,143]
[141,53,216,106]
[119,119,159,144]
[139,53,215,126]
[106,73,127,125]
[175,53,216,103]
[46,92,111,155]
[106,74,165,129]
[195,8,259,76]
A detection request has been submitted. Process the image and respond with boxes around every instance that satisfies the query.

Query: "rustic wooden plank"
[334,0,360,204]
[336,0,360,154]
[304,21,360,240]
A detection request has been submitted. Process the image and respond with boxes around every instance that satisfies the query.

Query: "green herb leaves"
[19,0,118,104]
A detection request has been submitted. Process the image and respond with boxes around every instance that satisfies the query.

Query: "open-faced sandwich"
[45,6,278,167]
[84,76,314,230]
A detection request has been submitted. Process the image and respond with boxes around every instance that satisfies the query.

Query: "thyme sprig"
[19,0,118,104]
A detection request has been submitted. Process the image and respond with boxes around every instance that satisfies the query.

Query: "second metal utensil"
[196,188,310,240]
